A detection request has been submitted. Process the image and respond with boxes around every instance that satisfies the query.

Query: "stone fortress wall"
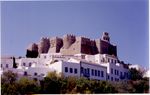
[26,32,117,57]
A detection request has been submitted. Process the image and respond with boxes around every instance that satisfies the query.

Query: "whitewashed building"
[1,52,130,82]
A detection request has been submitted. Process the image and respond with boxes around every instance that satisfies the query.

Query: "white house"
[1,53,130,82]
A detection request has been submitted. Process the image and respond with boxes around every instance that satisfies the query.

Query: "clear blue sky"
[1,0,148,68]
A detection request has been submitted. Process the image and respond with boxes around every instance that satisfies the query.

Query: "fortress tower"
[26,32,117,57]
[48,37,63,53]
[96,32,117,57]
[38,37,50,54]
[26,43,39,58]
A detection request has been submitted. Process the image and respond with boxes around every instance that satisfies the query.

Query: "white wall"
[62,61,80,77]
[81,62,107,81]
[100,62,129,82]
[1,58,13,70]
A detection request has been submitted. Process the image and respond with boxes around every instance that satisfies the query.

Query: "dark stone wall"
[26,50,39,58]
[26,32,117,57]
[99,40,117,56]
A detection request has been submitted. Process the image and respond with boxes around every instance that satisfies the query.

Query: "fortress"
[1,32,131,82]
[26,32,117,57]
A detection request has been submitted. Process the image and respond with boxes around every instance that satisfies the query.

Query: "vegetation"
[1,69,149,94]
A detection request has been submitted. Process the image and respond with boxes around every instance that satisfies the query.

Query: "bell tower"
[102,32,110,43]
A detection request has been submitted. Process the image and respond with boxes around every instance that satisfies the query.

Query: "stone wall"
[26,32,117,57]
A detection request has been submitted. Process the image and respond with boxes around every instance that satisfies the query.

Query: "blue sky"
[1,0,148,68]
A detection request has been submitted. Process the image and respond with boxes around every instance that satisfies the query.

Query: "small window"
[74,68,77,74]
[108,58,110,62]
[111,77,113,81]
[111,68,113,74]
[41,73,45,76]
[95,70,97,76]
[92,69,94,76]
[107,75,109,79]
[115,70,116,75]
[70,68,73,73]
[33,78,37,81]
[111,59,113,63]
[117,70,119,75]
[98,70,100,77]
[87,68,90,74]
[65,67,68,72]
[101,71,104,77]
[29,62,32,67]
[44,56,46,59]
[24,71,27,76]
[120,72,122,76]
[84,68,86,74]
[81,67,83,73]
[6,64,8,68]
[23,63,26,66]
[34,72,37,76]
[124,72,126,77]
[1,64,3,68]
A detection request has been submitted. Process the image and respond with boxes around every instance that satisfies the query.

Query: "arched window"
[34,72,37,76]
[29,62,32,67]
[23,63,26,66]
[24,71,27,76]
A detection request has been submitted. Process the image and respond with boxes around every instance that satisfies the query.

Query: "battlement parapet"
[26,32,117,57]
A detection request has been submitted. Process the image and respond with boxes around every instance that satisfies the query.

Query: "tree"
[1,70,18,84]
[66,76,77,93]
[42,71,61,94]
[17,77,40,94]
[129,68,143,80]
[1,70,19,95]
[13,57,17,68]
[76,77,91,93]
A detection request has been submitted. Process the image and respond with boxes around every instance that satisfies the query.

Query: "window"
[107,75,109,79]
[1,64,2,68]
[6,64,8,68]
[124,72,126,77]
[84,68,86,74]
[74,68,77,74]
[23,63,26,66]
[115,70,116,75]
[34,72,37,76]
[118,79,119,81]
[108,58,110,62]
[29,62,32,67]
[81,67,83,73]
[117,70,119,75]
[41,73,45,76]
[65,67,68,72]
[101,71,104,77]
[24,71,27,76]
[127,73,129,78]
[111,68,113,74]
[34,78,37,81]
[87,68,90,74]
[120,72,122,76]
[111,59,113,63]
[70,68,73,73]
[111,77,113,81]
[92,69,94,76]
[95,70,97,76]
[98,70,100,77]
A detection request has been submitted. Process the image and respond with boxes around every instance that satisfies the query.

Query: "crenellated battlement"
[26,32,117,57]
